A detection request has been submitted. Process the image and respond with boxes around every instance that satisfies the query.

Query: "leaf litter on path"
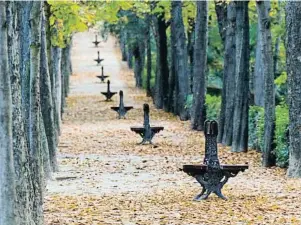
[45,31,301,225]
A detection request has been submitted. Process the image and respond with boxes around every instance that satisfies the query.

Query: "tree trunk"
[273,0,281,78]
[40,110,51,180]
[51,46,62,137]
[29,2,44,224]
[126,33,133,69]
[18,2,31,141]
[146,17,152,97]
[214,0,227,45]
[221,2,236,146]
[7,2,34,224]
[0,3,17,224]
[120,30,127,61]
[254,23,265,106]
[61,45,69,114]
[134,41,145,88]
[286,2,301,178]
[231,1,249,153]
[40,8,58,172]
[61,51,65,115]
[256,0,275,167]
[217,0,232,143]
[191,1,208,131]
[169,17,177,114]
[153,14,169,110]
[187,18,195,94]
[171,1,189,120]
[65,38,72,96]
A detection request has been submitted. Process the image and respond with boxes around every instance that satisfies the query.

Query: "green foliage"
[248,106,265,151]
[48,1,95,47]
[275,104,289,167]
[185,94,193,109]
[142,52,156,90]
[207,2,224,81]
[248,105,289,167]
[205,95,221,120]
[183,94,221,121]
[94,1,135,23]
[275,71,287,86]
[151,1,171,21]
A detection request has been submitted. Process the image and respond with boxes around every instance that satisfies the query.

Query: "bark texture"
[153,14,169,110]
[0,3,17,224]
[40,8,57,173]
[146,17,152,97]
[51,46,62,137]
[214,0,227,45]
[29,2,44,224]
[171,1,189,120]
[7,2,33,224]
[219,2,236,145]
[254,24,264,107]
[18,2,32,141]
[286,2,301,177]
[256,0,275,167]
[191,1,208,131]
[231,1,249,153]
[134,41,145,88]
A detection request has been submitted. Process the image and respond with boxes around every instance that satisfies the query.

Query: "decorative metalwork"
[101,80,117,101]
[130,103,164,144]
[96,66,109,83]
[111,91,133,119]
[182,120,249,201]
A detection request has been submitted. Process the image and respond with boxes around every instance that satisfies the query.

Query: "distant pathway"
[44,30,301,225]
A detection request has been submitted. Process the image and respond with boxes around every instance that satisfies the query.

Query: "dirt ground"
[44,30,301,225]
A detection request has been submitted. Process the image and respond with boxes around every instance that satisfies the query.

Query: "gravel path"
[45,30,301,225]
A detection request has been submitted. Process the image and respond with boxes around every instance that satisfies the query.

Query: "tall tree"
[153,12,169,111]
[169,13,178,114]
[0,2,17,224]
[171,1,189,120]
[7,2,33,223]
[146,16,152,97]
[231,1,249,152]
[219,2,236,145]
[40,6,58,172]
[191,1,208,131]
[253,23,264,107]
[119,29,128,61]
[187,17,195,94]
[18,2,32,142]
[214,0,227,45]
[51,46,62,136]
[286,2,301,178]
[215,0,228,143]
[29,2,44,224]
[133,39,145,88]
[256,0,275,167]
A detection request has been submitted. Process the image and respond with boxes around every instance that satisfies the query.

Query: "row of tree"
[0,1,141,223]
[0,2,73,224]
[1,0,301,224]
[105,1,301,177]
